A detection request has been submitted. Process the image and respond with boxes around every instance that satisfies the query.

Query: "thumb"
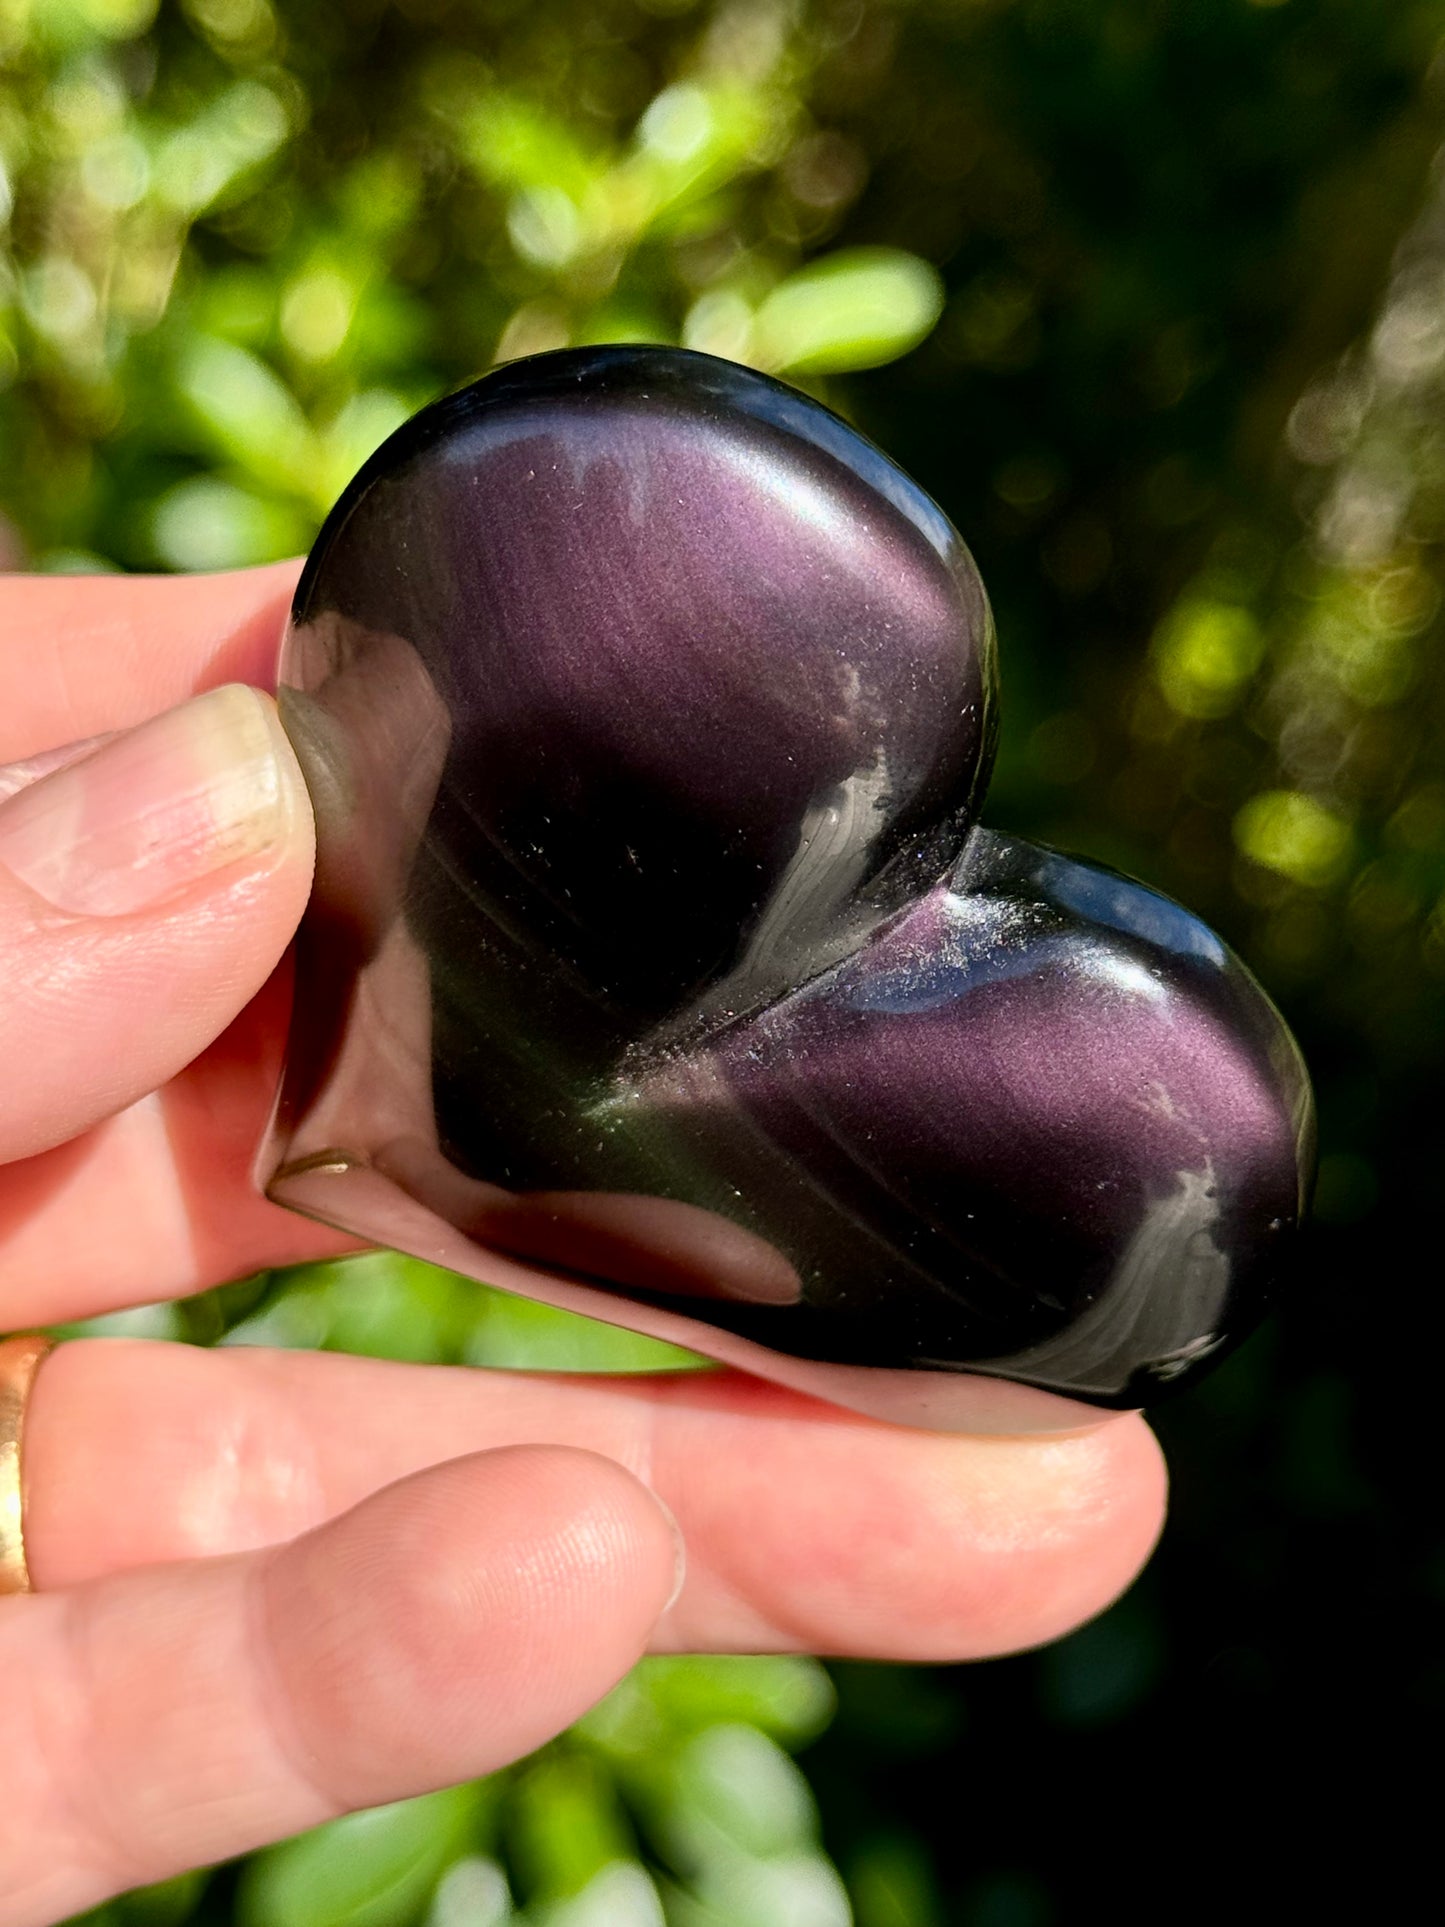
[2,1445,683,1923]
[0,685,314,1162]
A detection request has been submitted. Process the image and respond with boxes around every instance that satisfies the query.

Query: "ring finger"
[22,1339,1166,1663]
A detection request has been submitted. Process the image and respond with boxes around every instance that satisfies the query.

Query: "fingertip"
[2,1440,681,1915]
[930,1410,1169,1659]
[258,1445,679,1809]
[662,1392,1168,1665]
[0,685,316,1158]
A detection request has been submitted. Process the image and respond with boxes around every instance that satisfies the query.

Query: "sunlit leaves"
[0,0,940,580]
[149,474,310,568]
[453,74,791,289]
[238,1786,492,1927]
[618,80,787,241]
[161,339,419,559]
[750,248,945,376]
[580,1656,836,1754]
[1235,790,1355,889]
[175,335,317,494]
[217,1651,842,1926]
[152,80,291,216]
[14,0,159,53]
[16,4,1435,1923]
[1152,599,1265,720]
[218,1248,708,1371]
[461,93,605,204]
[681,249,944,375]
[511,1753,639,1905]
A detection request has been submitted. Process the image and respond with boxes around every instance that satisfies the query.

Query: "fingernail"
[0,686,301,917]
[653,1492,688,1615]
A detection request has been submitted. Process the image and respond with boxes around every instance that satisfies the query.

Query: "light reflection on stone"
[263,346,1314,1420]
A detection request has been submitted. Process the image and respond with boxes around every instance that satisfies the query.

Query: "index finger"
[0,563,351,1318]
[0,563,301,763]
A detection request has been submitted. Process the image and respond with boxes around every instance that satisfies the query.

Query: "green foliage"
[747,247,943,375]
[237,1785,492,1927]
[8,0,1445,1920]
[0,0,941,573]
[211,1248,705,1371]
[228,1651,839,1926]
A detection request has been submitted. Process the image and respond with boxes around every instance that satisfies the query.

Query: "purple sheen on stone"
[262,344,1314,1423]
[618,830,1311,1403]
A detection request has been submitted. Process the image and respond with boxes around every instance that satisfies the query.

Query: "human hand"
[0,566,1166,1924]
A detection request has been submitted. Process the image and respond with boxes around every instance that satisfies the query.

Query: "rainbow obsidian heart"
[263,345,1313,1427]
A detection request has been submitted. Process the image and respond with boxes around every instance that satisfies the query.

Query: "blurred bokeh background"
[3,0,1442,1920]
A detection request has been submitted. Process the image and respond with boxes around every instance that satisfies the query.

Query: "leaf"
[153,80,291,217]
[148,477,312,571]
[1234,790,1355,888]
[237,1785,488,1927]
[580,1656,836,1754]
[223,1250,480,1364]
[63,1867,208,1927]
[598,82,783,248]
[23,0,158,52]
[533,1862,664,1927]
[666,1725,819,1859]
[318,389,415,507]
[464,1286,707,1375]
[1152,598,1265,718]
[664,1850,852,1927]
[751,249,944,376]
[462,93,603,201]
[509,1754,636,1904]
[173,335,319,498]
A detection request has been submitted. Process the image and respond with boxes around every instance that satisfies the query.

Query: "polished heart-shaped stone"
[263,345,1313,1428]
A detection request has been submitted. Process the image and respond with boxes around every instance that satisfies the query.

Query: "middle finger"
[23,1340,1166,1661]
[0,970,357,1330]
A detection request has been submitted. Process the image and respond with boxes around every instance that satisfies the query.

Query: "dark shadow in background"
[806,3,1440,1917]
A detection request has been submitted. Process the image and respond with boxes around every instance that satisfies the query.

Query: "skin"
[0,566,1167,1924]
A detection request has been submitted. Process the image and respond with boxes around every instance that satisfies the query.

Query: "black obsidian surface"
[266,345,1314,1418]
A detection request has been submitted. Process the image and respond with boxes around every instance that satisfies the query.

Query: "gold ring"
[0,1335,54,1597]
